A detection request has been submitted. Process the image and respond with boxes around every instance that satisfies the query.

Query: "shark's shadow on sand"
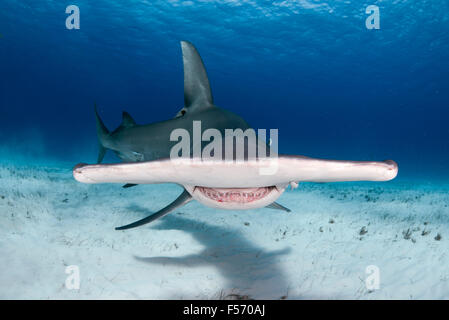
[129,205,292,299]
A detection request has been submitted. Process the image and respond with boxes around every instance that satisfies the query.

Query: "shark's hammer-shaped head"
[73,157,398,211]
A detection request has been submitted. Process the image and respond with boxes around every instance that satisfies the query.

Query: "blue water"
[1,1,448,182]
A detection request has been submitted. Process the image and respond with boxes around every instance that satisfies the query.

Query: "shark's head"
[184,184,288,210]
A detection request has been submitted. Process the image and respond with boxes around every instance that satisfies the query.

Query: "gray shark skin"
[75,41,398,230]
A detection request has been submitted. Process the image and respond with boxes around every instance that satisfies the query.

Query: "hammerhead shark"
[73,41,398,230]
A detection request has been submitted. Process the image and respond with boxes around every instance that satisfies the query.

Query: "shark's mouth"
[195,186,276,203]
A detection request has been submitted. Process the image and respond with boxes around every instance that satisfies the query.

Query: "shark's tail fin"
[94,104,110,163]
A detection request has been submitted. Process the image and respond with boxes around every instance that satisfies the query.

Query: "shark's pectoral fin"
[123,183,138,188]
[115,189,192,230]
[266,202,291,212]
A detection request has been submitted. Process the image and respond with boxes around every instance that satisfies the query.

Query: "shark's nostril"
[73,163,88,171]
[383,160,398,173]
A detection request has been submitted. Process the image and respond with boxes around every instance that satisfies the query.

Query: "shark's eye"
[181,110,186,116]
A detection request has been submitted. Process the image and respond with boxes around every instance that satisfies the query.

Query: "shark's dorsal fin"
[181,41,214,113]
[121,111,136,128]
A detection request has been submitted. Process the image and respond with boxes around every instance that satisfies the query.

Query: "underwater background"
[1,0,448,181]
[1,1,449,300]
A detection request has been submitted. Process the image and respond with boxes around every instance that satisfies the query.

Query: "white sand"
[0,163,448,299]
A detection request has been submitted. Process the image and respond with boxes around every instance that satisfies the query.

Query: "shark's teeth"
[196,186,274,203]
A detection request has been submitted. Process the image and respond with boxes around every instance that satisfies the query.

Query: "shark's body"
[75,41,398,230]
[97,104,250,163]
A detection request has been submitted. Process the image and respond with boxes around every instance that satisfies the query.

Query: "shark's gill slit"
[195,186,276,203]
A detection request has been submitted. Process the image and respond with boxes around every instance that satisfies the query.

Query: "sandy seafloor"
[0,163,448,300]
